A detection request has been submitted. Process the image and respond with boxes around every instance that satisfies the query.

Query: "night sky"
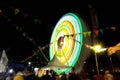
[0,0,120,67]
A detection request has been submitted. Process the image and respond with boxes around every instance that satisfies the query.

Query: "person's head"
[105,70,110,74]
[46,70,49,74]
[50,69,55,74]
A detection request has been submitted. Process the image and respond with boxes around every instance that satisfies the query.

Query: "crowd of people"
[3,67,118,80]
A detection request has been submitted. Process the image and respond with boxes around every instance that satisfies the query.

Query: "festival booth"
[0,50,8,73]
[0,50,8,79]
[40,55,72,70]
[39,55,72,75]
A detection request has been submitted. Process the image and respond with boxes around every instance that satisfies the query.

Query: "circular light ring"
[49,13,83,74]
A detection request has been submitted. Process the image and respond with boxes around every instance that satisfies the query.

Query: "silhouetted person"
[61,72,67,80]
[50,69,56,80]
[68,67,81,80]
[42,70,52,80]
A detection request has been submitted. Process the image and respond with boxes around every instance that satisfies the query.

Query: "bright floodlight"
[94,45,101,53]
[8,69,13,73]
[28,62,31,65]
[93,45,107,53]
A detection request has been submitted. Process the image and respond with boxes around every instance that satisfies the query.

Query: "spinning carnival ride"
[49,13,92,74]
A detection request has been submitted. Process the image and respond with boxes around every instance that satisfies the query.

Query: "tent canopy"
[0,50,8,73]
[40,55,72,70]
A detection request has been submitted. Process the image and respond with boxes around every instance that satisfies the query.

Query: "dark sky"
[0,0,120,65]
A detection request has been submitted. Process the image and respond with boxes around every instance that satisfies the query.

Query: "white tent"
[0,50,8,73]
[41,55,72,70]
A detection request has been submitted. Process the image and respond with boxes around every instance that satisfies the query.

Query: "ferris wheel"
[49,12,91,74]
